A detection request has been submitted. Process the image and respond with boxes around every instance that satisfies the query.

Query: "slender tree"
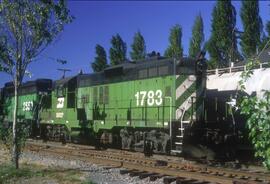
[109,34,127,65]
[258,21,270,51]
[240,0,262,58]
[266,21,270,36]
[164,24,183,58]
[207,0,240,68]
[0,0,73,168]
[189,14,204,58]
[130,31,146,61]
[259,33,269,52]
[92,44,108,72]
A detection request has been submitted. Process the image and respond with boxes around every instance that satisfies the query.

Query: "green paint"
[175,82,196,108]
[176,75,188,87]
[77,75,176,133]
[3,93,39,122]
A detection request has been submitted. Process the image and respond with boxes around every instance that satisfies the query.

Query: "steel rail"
[25,141,270,184]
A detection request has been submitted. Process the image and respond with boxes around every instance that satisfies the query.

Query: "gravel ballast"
[14,149,164,184]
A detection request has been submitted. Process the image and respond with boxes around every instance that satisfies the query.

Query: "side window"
[158,66,169,76]
[80,78,91,87]
[79,80,85,87]
[99,86,103,104]
[20,86,36,95]
[21,88,26,95]
[56,85,65,97]
[148,67,157,77]
[138,69,148,79]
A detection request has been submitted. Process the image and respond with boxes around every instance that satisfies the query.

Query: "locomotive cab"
[39,76,90,143]
[53,76,77,110]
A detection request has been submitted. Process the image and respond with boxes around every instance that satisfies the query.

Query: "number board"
[22,101,33,111]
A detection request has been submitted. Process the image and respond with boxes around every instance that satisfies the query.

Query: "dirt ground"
[0,148,91,184]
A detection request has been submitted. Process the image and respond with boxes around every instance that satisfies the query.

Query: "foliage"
[130,31,146,61]
[0,124,13,151]
[266,21,270,37]
[259,33,269,52]
[0,123,29,159]
[258,21,270,51]
[164,24,183,58]
[238,59,270,169]
[91,44,108,72]
[207,0,240,68]
[0,0,73,78]
[240,0,262,58]
[0,0,73,168]
[189,14,204,58]
[109,34,127,65]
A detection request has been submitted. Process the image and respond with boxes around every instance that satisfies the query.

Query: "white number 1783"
[134,90,163,106]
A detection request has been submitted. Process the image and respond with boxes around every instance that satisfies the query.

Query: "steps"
[171,120,190,154]
[172,94,194,154]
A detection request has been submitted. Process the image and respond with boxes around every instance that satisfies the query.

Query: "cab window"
[56,85,65,97]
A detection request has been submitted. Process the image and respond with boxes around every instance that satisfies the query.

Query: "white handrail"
[207,62,270,75]
[164,96,172,138]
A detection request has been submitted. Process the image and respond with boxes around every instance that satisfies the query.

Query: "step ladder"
[173,120,190,152]
[171,98,192,154]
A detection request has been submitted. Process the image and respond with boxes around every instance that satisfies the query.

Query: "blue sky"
[0,1,269,86]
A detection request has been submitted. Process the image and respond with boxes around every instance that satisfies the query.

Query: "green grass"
[0,163,95,184]
[0,164,36,184]
[81,181,96,184]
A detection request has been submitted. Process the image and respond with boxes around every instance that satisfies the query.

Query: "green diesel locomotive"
[1,79,52,135]
[1,56,206,154]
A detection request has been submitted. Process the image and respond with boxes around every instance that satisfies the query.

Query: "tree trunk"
[12,75,19,169]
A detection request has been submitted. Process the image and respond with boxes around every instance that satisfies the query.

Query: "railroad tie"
[119,169,134,175]
[197,181,212,184]
[155,160,168,167]
[139,172,157,179]
[129,171,145,177]
[176,178,198,184]
[102,166,121,170]
[163,176,177,184]
[232,180,264,184]
[149,174,165,181]
[232,180,249,184]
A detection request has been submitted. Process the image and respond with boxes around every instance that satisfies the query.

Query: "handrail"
[207,62,270,75]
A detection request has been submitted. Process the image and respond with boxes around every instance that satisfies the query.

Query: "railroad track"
[25,140,270,184]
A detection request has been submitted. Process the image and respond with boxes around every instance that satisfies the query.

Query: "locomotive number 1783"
[134,90,163,106]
